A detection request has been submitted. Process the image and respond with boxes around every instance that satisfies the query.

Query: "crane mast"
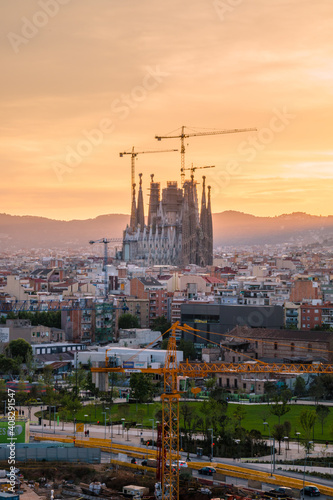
[155,125,257,185]
[119,147,178,194]
[89,238,113,299]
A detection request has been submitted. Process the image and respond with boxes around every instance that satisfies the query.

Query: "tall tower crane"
[155,125,257,185]
[91,322,333,500]
[119,147,178,192]
[89,238,120,298]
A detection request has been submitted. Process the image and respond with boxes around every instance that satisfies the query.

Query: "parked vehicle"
[268,487,293,498]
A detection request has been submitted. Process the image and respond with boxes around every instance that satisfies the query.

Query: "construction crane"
[89,238,116,299]
[91,322,333,500]
[155,125,257,185]
[119,147,178,192]
[183,165,215,179]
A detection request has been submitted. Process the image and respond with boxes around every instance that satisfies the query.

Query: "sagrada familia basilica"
[122,173,213,266]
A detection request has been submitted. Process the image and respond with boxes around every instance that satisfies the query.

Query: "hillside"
[0,211,332,250]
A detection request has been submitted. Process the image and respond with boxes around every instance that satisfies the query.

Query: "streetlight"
[208,428,214,461]
[121,418,125,438]
[284,437,289,460]
[102,412,107,440]
[149,419,155,447]
[41,404,44,437]
[234,439,240,462]
[110,407,113,437]
[296,432,301,453]
[50,406,56,434]
[263,422,273,476]
[302,442,313,500]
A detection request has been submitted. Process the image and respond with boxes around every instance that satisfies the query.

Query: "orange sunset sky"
[1,0,333,221]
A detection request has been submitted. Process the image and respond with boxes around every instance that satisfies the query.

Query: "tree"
[309,376,325,403]
[293,376,306,397]
[232,405,247,430]
[129,373,154,403]
[315,405,330,435]
[178,339,196,360]
[272,421,291,455]
[299,409,317,449]
[150,315,171,334]
[68,367,87,396]
[321,375,333,400]
[118,313,140,329]
[269,397,291,423]
[59,394,82,427]
[5,338,32,363]
[0,354,19,375]
[42,365,54,386]
[264,381,278,402]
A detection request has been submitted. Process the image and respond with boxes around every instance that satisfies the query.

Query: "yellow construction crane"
[119,147,178,191]
[183,165,215,179]
[155,126,257,185]
[91,322,333,500]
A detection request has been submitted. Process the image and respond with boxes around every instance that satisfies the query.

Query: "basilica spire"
[136,173,145,230]
[130,183,137,230]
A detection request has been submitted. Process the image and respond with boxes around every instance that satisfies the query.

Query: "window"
[243,383,246,389]
[226,378,230,388]
[291,342,295,352]
[308,344,312,352]
[274,342,278,350]
[234,379,238,388]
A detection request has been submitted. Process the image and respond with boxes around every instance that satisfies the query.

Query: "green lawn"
[43,401,333,443]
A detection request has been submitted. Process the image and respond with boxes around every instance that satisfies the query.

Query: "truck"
[122,485,149,498]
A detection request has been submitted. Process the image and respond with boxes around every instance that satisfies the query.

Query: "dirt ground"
[1,461,238,500]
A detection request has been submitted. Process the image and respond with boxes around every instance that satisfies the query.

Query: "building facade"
[122,174,213,266]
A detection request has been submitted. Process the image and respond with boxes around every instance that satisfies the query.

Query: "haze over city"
[1,0,333,221]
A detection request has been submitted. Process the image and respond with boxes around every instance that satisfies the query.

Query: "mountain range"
[0,211,332,250]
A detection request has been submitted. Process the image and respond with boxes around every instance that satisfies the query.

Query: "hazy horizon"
[1,209,333,223]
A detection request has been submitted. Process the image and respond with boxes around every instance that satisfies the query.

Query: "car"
[171,460,188,470]
[268,487,293,498]
[198,466,216,476]
[301,486,320,497]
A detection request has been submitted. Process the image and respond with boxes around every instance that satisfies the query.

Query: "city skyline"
[1,0,333,221]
